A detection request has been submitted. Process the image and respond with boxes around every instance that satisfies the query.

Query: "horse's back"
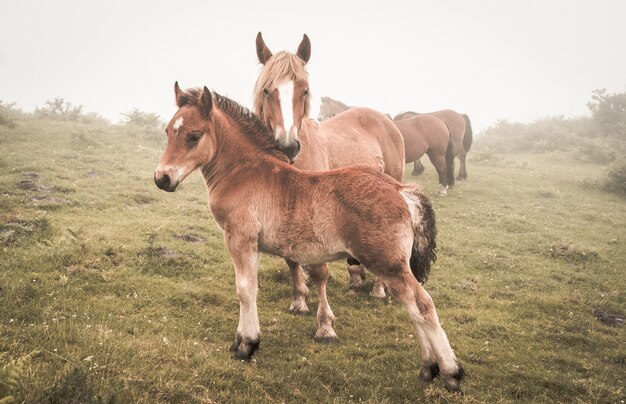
[426,110,466,152]
[318,108,405,181]
[394,115,449,162]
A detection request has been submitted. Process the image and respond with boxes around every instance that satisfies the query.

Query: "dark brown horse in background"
[154,84,464,391]
[394,115,455,195]
[318,96,455,195]
[253,33,405,302]
[394,110,473,180]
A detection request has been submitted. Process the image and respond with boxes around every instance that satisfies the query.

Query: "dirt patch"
[174,233,205,243]
[31,194,70,207]
[143,246,182,260]
[17,171,48,191]
[592,308,624,327]
[132,195,156,205]
[549,243,599,263]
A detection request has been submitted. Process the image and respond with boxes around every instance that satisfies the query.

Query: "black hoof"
[420,363,440,382]
[230,334,260,361]
[443,365,465,392]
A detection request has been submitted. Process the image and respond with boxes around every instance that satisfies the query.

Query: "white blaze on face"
[173,117,184,136]
[277,80,296,145]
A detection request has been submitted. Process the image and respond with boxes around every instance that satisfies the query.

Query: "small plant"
[0,351,39,403]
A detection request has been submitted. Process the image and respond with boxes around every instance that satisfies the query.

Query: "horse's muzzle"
[154,172,179,192]
[282,140,301,164]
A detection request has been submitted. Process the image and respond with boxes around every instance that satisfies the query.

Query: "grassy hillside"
[0,117,624,402]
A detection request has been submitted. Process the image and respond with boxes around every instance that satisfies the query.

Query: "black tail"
[462,114,473,153]
[445,126,455,188]
[402,187,437,284]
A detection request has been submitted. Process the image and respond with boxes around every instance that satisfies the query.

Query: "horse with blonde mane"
[253,33,405,302]
[154,83,464,391]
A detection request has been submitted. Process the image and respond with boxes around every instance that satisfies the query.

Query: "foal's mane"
[180,88,289,163]
[252,51,311,119]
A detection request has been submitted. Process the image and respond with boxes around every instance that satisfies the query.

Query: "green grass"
[1,119,624,403]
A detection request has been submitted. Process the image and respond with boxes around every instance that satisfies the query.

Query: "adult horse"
[154,84,464,391]
[253,33,405,302]
[394,110,473,180]
[318,96,454,194]
[394,115,455,195]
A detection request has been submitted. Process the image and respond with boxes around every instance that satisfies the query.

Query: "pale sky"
[1,0,625,132]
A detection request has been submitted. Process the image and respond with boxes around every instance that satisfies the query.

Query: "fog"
[1,0,625,132]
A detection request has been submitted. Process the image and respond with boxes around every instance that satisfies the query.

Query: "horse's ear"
[174,81,186,107]
[200,86,213,118]
[296,34,311,63]
[256,32,273,65]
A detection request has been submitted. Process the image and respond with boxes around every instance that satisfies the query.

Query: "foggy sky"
[1,0,625,132]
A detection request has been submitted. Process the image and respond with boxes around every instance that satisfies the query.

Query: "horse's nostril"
[155,173,171,190]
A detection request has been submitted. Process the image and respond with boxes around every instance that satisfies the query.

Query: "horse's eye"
[303,89,309,96]
[263,89,270,97]
[187,132,203,144]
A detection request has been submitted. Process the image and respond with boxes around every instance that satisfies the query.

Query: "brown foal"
[154,84,464,391]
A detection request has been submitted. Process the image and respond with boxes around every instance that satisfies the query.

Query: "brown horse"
[394,110,473,180]
[154,84,464,391]
[253,33,405,302]
[318,96,454,194]
[395,115,455,195]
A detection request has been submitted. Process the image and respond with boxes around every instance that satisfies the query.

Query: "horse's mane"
[180,88,289,163]
[252,51,310,119]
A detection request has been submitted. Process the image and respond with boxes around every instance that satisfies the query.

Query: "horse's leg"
[426,152,448,196]
[347,257,386,298]
[412,159,425,176]
[369,277,386,298]
[347,257,366,290]
[305,263,338,343]
[224,232,261,361]
[285,259,310,314]
[384,268,463,392]
[457,152,468,180]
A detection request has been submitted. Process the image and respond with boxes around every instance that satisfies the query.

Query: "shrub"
[604,163,626,196]
[120,108,163,128]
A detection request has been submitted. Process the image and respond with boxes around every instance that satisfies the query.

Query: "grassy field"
[1,118,624,403]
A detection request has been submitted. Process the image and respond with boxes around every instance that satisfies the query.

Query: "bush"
[0,101,21,128]
[604,163,626,196]
[120,108,163,128]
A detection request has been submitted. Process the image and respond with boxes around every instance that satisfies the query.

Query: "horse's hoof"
[442,365,465,392]
[288,301,310,315]
[231,337,260,362]
[419,363,440,382]
[314,335,338,344]
[369,288,386,299]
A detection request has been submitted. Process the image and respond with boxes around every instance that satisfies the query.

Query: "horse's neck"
[201,113,265,192]
[295,119,328,171]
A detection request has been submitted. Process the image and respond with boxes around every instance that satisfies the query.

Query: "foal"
[154,83,464,391]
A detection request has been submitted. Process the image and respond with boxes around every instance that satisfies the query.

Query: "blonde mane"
[252,51,311,119]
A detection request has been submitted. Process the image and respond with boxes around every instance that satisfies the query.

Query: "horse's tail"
[400,186,437,284]
[462,114,473,153]
[445,124,455,188]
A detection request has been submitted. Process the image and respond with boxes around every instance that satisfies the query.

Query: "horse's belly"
[259,237,348,265]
